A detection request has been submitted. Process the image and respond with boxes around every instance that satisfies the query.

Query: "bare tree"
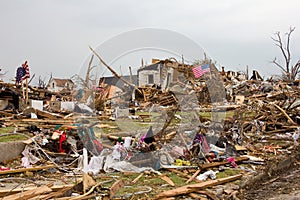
[271,26,300,81]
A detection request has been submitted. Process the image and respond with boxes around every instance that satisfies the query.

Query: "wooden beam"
[32,185,74,200]
[132,173,144,184]
[83,173,96,193]
[160,174,175,186]
[153,174,243,199]
[198,156,249,170]
[0,184,75,197]
[188,193,208,200]
[186,169,201,184]
[166,168,202,183]
[0,165,55,176]
[2,184,52,200]
[110,180,125,199]
[272,103,297,125]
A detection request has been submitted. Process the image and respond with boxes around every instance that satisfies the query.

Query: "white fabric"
[21,145,40,167]
[21,157,31,168]
[196,170,219,181]
[123,137,132,148]
[84,148,157,174]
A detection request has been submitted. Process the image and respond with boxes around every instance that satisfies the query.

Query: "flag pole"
[209,63,212,79]
[25,77,28,104]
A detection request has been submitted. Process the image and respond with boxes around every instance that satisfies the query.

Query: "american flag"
[15,61,30,84]
[22,61,30,80]
[192,64,210,78]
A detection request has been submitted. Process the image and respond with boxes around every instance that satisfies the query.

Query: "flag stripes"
[192,64,210,78]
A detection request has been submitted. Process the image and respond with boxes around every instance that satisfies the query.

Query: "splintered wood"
[110,180,125,199]
[154,174,243,199]
[2,184,53,200]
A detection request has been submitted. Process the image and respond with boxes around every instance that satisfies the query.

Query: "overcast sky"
[1,0,300,84]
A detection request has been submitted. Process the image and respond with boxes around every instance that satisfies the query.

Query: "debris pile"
[1,57,300,199]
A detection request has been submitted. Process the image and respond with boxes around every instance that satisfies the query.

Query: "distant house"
[48,78,74,92]
[137,59,175,88]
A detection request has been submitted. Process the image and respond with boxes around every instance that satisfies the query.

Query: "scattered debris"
[1,57,300,199]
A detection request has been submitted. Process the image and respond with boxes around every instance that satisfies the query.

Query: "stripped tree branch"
[271,26,299,81]
[271,57,286,72]
[89,46,142,94]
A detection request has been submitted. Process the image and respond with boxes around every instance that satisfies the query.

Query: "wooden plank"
[196,190,220,200]
[83,173,96,193]
[2,184,52,200]
[36,109,65,119]
[235,145,248,151]
[55,194,96,200]
[0,184,75,197]
[160,174,175,186]
[153,174,243,199]
[272,103,297,125]
[0,165,55,175]
[198,156,249,170]
[132,173,143,184]
[166,168,202,183]
[9,119,74,125]
[110,180,125,199]
[188,193,208,200]
[186,169,201,184]
[63,181,102,200]
[30,185,73,200]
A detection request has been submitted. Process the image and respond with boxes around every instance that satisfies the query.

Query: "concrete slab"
[0,141,25,162]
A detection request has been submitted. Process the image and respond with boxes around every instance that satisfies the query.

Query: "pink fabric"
[227,157,238,168]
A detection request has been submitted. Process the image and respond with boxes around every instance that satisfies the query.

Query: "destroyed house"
[48,78,74,92]
[100,75,137,89]
[137,59,176,87]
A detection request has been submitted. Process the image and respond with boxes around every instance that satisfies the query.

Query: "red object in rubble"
[0,167,10,171]
[59,132,67,153]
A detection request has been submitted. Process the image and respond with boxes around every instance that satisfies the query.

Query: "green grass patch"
[0,134,27,142]
[93,168,242,199]
[217,169,240,179]
[0,127,15,134]
[167,172,188,185]
[0,127,28,142]
[99,171,194,199]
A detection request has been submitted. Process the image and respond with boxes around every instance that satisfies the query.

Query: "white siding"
[138,70,160,86]
[48,80,67,92]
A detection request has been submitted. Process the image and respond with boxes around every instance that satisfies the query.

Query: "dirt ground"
[239,146,300,200]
